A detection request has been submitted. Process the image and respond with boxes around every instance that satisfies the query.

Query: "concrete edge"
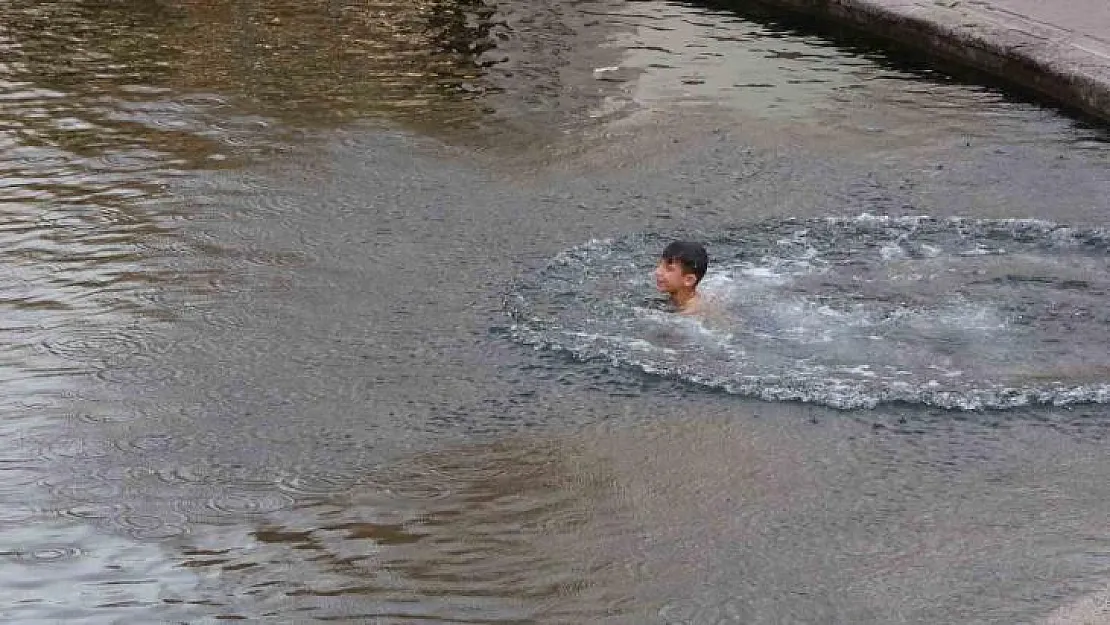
[744,0,1110,124]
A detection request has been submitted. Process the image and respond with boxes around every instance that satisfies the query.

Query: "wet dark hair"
[661,240,708,284]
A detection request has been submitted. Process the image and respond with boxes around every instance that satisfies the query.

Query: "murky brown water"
[3,0,1110,622]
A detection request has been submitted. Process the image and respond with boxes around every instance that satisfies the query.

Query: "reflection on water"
[167,440,624,622]
[1,0,1109,622]
[5,0,1100,151]
[32,415,1110,623]
[163,0,501,129]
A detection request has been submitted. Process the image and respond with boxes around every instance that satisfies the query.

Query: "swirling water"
[509,216,1110,409]
[1,0,1110,623]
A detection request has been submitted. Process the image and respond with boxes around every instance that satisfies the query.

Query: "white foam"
[508,217,1110,410]
[880,244,907,260]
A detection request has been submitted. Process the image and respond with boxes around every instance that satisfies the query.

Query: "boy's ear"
[683,273,697,288]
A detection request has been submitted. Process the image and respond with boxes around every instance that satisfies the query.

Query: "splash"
[507,215,1110,410]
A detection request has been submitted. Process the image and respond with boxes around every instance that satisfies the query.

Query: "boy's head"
[654,240,708,295]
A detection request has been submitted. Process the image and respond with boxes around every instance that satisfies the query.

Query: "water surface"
[509,217,1110,409]
[2,0,1110,622]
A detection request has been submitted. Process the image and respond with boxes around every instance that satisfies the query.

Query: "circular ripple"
[114,431,192,455]
[94,360,183,386]
[507,215,1110,410]
[40,325,175,371]
[38,436,113,460]
[112,508,189,540]
[174,490,295,525]
[155,461,277,490]
[40,328,153,360]
[42,476,124,502]
[368,463,463,502]
[73,406,142,424]
[59,502,124,522]
[276,470,359,498]
[207,491,294,515]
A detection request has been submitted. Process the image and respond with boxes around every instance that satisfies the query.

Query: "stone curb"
[749,0,1110,124]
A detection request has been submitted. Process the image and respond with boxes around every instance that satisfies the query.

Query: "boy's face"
[654,258,697,294]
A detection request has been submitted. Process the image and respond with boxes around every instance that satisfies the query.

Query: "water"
[509,217,1110,409]
[2,0,1110,622]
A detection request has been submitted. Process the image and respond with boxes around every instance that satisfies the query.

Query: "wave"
[506,215,1110,410]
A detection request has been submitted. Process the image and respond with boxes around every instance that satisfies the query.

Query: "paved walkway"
[757,0,1110,123]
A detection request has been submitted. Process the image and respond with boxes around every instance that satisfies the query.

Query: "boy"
[654,240,709,314]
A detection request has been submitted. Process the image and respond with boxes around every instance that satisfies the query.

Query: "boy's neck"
[670,288,698,311]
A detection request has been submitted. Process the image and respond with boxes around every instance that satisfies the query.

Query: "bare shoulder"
[678,293,704,316]
[681,292,732,326]
[680,292,717,316]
